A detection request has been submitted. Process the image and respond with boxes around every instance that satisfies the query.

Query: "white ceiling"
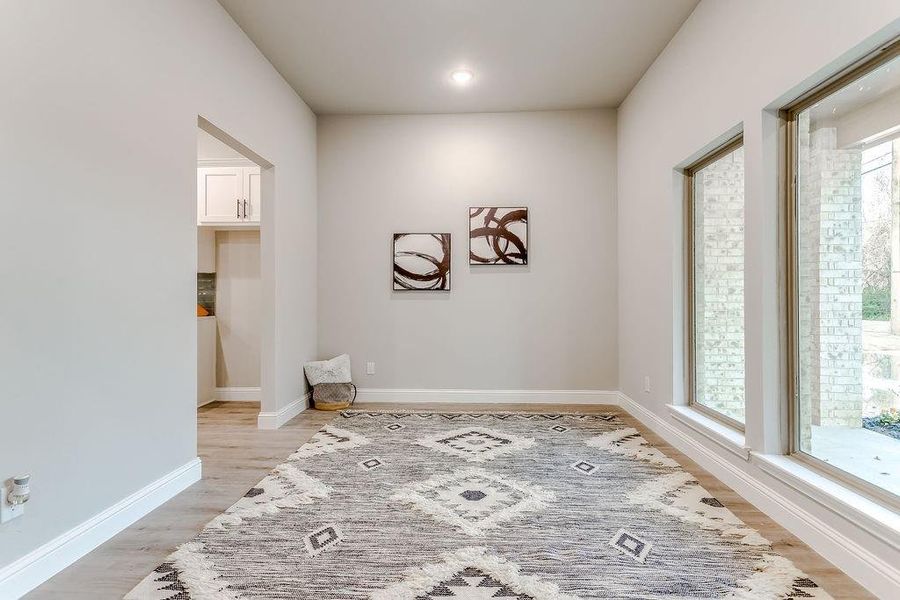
[217,0,699,115]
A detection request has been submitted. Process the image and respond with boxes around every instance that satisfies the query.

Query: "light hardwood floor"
[28,401,874,599]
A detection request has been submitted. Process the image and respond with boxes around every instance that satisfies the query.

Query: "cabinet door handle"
[236,199,240,219]
[243,199,248,219]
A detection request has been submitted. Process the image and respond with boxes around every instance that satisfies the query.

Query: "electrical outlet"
[0,485,24,524]
[366,361,375,375]
[643,376,651,393]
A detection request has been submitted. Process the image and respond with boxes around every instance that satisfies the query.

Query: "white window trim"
[667,404,749,461]
[683,133,747,432]
[662,403,900,552]
[753,453,900,550]
[782,36,900,507]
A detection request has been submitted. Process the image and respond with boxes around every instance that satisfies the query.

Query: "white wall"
[0,0,316,582]
[318,110,617,392]
[197,128,246,161]
[216,230,261,388]
[198,228,216,273]
[198,317,217,406]
[617,0,900,596]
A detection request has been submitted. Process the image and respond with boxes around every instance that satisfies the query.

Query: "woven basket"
[312,382,357,411]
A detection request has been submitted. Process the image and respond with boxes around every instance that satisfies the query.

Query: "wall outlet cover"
[366,361,375,375]
[0,484,25,524]
[643,376,651,393]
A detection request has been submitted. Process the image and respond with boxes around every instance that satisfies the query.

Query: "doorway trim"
[197,116,277,429]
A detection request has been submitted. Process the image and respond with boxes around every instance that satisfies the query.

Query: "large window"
[685,135,746,427]
[787,40,900,502]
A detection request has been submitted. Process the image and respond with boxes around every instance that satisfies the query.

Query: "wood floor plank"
[26,402,872,599]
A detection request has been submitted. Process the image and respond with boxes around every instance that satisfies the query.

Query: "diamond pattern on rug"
[304,523,344,557]
[417,567,535,599]
[733,555,836,599]
[342,411,619,422]
[359,457,384,471]
[392,467,555,536]
[385,422,406,432]
[126,542,240,600]
[587,427,679,467]
[609,528,652,563]
[787,577,830,599]
[371,547,580,600]
[418,426,534,462]
[550,425,570,433]
[126,412,836,600]
[289,425,369,459]
[208,463,330,529]
[629,471,769,546]
[123,562,188,600]
[570,460,598,475]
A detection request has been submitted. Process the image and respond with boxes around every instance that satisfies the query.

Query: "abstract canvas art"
[392,233,451,291]
[469,207,528,265]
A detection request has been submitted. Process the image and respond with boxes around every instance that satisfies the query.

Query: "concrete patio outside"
[810,424,900,498]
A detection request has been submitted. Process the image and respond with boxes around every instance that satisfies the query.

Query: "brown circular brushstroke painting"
[393,233,451,291]
[469,207,528,265]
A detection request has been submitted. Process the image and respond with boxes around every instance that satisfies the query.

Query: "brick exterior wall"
[797,115,864,443]
[694,147,745,422]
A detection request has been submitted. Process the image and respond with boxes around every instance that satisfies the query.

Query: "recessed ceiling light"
[450,69,474,85]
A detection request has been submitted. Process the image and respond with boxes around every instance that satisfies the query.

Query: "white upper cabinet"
[197,167,242,223]
[245,169,261,222]
[197,166,261,225]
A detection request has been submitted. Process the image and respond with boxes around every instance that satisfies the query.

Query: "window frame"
[683,132,746,432]
[783,37,900,509]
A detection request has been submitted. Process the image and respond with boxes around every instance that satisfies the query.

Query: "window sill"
[666,404,750,461]
[665,405,900,547]
[753,453,900,548]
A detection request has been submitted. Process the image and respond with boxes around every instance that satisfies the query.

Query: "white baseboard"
[354,388,619,406]
[215,386,261,402]
[616,392,899,600]
[257,393,310,430]
[0,458,201,599]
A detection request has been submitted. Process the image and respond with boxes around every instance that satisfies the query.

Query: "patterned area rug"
[126,411,832,599]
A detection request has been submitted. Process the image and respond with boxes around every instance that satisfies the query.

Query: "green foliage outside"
[861,162,890,322]
[862,287,890,321]
[874,408,900,427]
